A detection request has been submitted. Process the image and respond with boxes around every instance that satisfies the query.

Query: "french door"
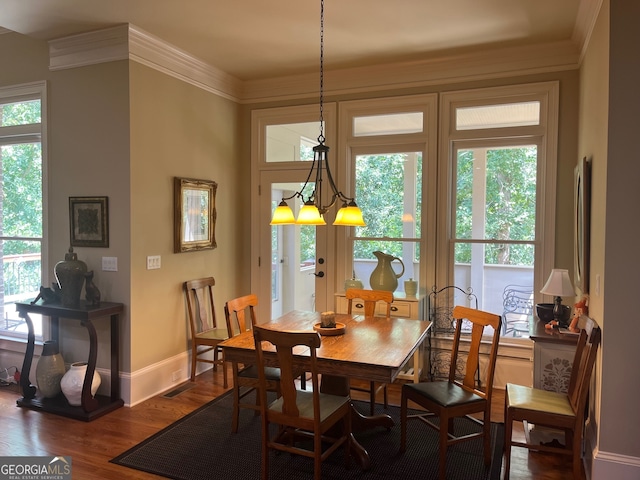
[257,170,333,322]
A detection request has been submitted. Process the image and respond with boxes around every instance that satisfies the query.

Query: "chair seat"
[405,381,486,408]
[238,364,281,382]
[196,328,229,341]
[268,390,351,424]
[506,383,575,417]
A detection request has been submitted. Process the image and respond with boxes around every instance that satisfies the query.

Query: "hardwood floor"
[0,368,581,480]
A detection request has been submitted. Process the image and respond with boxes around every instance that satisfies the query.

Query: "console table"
[530,318,579,393]
[16,300,124,421]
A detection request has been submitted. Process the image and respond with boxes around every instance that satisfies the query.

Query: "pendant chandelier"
[270,0,365,227]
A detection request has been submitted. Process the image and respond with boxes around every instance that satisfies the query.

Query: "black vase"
[54,247,87,307]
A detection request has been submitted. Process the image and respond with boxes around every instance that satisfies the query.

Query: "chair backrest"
[568,324,601,419]
[224,294,258,338]
[449,306,502,397]
[345,288,393,317]
[184,277,219,335]
[502,285,534,317]
[253,325,322,421]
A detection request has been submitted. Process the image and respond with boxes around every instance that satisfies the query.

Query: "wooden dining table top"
[220,310,431,384]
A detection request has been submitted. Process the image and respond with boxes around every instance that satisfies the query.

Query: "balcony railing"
[1,253,41,335]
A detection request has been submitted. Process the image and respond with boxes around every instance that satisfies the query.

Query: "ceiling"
[0,0,587,82]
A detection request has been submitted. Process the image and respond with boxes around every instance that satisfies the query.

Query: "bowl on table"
[535,303,571,323]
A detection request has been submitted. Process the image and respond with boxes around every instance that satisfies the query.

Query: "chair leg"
[231,383,240,433]
[190,347,197,381]
[222,359,228,388]
[503,406,513,480]
[314,425,322,480]
[572,429,583,479]
[483,410,491,465]
[399,387,407,453]
[261,420,269,480]
[438,412,449,480]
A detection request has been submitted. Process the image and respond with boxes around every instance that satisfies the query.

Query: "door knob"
[313,271,325,278]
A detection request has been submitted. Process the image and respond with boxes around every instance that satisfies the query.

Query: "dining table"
[220,310,431,470]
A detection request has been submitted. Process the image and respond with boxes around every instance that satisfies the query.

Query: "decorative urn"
[54,247,87,307]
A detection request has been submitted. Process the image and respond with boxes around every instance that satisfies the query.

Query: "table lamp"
[540,269,575,327]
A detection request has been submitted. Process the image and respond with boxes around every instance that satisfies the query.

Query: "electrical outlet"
[147,255,161,270]
[102,256,118,272]
[171,370,181,382]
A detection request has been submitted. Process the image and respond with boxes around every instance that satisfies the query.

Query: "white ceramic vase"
[60,361,101,406]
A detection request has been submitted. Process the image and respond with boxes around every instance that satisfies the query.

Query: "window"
[439,82,559,338]
[0,83,46,339]
[338,95,438,297]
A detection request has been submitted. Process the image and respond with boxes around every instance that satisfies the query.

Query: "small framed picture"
[69,196,109,248]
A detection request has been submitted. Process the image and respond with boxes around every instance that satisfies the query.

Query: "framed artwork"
[69,196,109,248]
[174,177,217,253]
[574,157,591,293]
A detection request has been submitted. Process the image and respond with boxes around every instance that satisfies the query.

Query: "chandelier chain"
[318,0,325,143]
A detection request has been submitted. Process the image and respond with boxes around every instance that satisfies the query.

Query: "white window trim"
[0,81,49,344]
[437,81,559,346]
[336,94,439,294]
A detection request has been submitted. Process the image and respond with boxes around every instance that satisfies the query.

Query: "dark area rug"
[112,390,503,480]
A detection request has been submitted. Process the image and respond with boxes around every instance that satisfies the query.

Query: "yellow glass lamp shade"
[270,201,296,225]
[297,202,326,225]
[333,203,366,227]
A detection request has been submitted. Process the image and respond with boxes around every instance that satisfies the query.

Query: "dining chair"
[183,277,229,387]
[253,324,351,480]
[345,287,392,415]
[224,294,282,433]
[503,324,601,480]
[399,305,501,480]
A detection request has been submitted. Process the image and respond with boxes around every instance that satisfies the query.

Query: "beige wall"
[597,0,640,463]
[129,62,247,372]
[0,32,248,400]
[578,0,609,455]
[48,61,132,369]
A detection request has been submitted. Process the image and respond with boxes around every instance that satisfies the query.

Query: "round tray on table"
[313,322,346,336]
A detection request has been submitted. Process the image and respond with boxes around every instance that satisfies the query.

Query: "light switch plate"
[147,255,161,270]
[102,256,118,272]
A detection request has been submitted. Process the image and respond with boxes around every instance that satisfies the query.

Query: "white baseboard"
[592,448,640,480]
[124,351,199,407]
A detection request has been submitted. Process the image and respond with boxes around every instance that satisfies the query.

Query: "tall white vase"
[60,361,101,406]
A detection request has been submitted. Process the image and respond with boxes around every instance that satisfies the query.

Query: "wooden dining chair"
[183,277,229,387]
[504,324,601,480]
[345,288,393,415]
[253,324,351,480]
[224,294,282,433]
[399,305,501,480]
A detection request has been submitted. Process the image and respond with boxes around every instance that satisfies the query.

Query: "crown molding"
[127,25,242,102]
[49,24,130,70]
[242,40,580,104]
[48,24,243,102]
[573,0,605,64]
[47,24,581,105]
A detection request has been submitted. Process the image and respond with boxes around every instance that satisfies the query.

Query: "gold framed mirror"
[174,177,217,253]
